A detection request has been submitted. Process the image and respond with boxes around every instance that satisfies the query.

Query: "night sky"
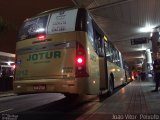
[0,0,74,53]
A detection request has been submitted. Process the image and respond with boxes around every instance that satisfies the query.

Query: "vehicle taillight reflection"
[37,34,46,41]
[12,65,16,69]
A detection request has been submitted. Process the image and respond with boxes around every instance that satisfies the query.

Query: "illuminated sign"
[48,9,78,34]
[131,37,149,45]
[103,36,108,41]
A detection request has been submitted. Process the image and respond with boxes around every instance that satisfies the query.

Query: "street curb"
[0,92,16,98]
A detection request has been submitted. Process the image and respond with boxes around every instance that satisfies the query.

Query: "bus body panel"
[99,57,108,90]
[85,33,100,94]
[14,79,88,94]
[16,32,77,80]
[107,61,125,87]
[14,31,100,94]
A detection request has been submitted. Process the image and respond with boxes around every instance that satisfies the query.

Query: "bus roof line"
[0,52,15,58]
[37,6,77,15]
[24,6,77,22]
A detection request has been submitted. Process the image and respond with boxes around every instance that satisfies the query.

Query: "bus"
[13,7,126,96]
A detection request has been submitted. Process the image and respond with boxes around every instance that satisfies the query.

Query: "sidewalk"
[81,78,160,120]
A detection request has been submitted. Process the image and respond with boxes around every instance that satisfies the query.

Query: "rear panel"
[16,8,79,81]
[16,35,76,80]
[15,31,81,93]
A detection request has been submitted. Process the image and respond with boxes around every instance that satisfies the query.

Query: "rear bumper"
[13,78,80,94]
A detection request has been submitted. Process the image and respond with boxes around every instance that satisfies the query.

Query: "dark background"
[0,0,74,53]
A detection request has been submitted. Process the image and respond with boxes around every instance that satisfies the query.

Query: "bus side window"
[112,48,116,64]
[86,14,104,56]
[113,48,119,66]
[93,27,104,56]
[86,14,94,48]
[117,51,121,67]
[95,34,104,56]
[105,42,112,62]
[109,43,114,63]
[114,49,118,66]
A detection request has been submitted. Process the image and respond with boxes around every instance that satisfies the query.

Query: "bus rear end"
[14,8,94,95]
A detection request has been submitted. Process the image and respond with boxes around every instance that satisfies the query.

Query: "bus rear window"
[18,15,49,41]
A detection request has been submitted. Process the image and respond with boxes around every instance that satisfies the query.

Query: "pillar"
[145,49,153,75]
[151,31,159,60]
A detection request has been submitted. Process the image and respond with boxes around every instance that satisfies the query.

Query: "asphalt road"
[0,84,126,120]
[0,93,101,120]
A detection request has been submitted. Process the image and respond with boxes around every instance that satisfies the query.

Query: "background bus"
[14,7,126,96]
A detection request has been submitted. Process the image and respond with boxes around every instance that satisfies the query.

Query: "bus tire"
[108,75,114,95]
[64,93,79,99]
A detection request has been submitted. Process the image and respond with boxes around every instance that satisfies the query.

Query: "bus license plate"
[33,85,46,90]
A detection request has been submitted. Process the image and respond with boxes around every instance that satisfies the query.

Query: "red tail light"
[76,57,84,64]
[14,58,17,80]
[37,34,46,41]
[75,42,89,77]
[12,64,16,69]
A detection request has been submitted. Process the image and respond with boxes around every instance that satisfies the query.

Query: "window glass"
[109,43,114,63]
[115,50,120,66]
[105,42,112,62]
[112,48,116,64]
[18,15,49,41]
[119,52,123,68]
[87,14,94,47]
[116,50,120,66]
[94,31,104,57]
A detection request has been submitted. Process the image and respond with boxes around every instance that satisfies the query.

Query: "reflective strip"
[16,41,76,55]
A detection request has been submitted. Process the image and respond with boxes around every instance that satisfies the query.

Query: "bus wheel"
[108,77,114,95]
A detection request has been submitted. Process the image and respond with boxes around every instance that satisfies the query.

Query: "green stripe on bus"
[27,51,61,61]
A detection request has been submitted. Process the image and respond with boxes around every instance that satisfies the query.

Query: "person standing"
[152,58,160,92]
